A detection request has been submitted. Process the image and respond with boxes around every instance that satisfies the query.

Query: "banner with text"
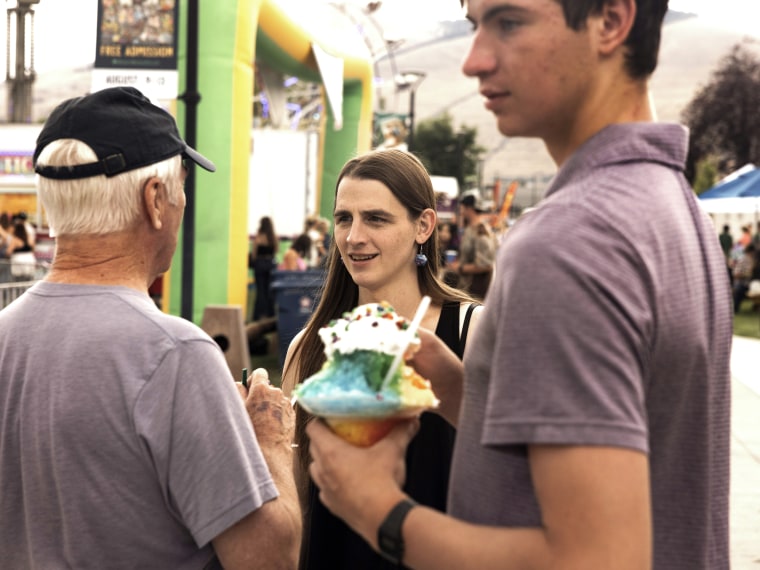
[92,0,179,100]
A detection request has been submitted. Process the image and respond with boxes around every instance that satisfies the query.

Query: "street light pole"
[178,0,200,322]
[408,87,417,152]
[6,0,40,123]
[395,71,426,152]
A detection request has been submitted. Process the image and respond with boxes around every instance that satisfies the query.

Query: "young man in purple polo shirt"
[304,1,732,569]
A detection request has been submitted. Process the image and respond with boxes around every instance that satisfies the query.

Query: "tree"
[682,41,760,188]
[411,113,484,189]
[691,156,719,194]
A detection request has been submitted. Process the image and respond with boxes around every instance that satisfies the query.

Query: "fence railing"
[0,280,36,309]
[0,259,49,309]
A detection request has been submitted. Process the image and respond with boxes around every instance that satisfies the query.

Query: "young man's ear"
[143,177,164,230]
[597,0,636,56]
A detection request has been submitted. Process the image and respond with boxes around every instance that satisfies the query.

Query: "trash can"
[271,269,326,367]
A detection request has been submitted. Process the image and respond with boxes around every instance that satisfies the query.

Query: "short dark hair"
[555,0,669,79]
[292,234,312,257]
[459,193,486,213]
[459,194,477,208]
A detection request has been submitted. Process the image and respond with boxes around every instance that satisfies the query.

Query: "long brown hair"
[257,216,278,250]
[286,149,474,470]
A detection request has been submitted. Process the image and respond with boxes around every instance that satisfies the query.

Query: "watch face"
[378,499,417,564]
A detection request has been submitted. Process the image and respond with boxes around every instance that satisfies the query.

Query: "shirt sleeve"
[134,337,279,547]
[482,203,651,453]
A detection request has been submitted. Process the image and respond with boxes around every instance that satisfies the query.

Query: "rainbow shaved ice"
[294,302,439,446]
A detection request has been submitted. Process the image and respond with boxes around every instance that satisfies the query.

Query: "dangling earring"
[414,243,428,267]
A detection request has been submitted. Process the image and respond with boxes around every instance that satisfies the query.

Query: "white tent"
[697,164,760,215]
[698,196,760,214]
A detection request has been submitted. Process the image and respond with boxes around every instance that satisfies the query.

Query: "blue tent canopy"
[700,166,760,199]
[698,166,760,214]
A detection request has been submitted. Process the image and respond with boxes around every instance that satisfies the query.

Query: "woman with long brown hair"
[282,149,482,569]
[249,216,278,320]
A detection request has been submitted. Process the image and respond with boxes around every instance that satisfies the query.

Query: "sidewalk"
[729,335,760,568]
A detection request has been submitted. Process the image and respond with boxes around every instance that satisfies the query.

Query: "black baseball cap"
[34,86,216,179]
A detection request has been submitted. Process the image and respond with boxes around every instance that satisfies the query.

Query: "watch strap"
[377,498,418,566]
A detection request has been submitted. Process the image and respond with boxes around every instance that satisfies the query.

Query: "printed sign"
[0,153,34,176]
[92,0,179,100]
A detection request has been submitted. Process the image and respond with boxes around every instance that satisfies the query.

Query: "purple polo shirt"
[449,123,732,569]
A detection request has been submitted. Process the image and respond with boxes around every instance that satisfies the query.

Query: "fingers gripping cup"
[293,301,438,447]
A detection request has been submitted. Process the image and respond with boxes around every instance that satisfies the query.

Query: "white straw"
[380,295,431,391]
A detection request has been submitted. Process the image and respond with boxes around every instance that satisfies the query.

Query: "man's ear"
[143,176,164,230]
[416,208,437,243]
[597,0,635,56]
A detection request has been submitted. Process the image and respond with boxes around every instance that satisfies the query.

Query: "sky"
[1,0,759,75]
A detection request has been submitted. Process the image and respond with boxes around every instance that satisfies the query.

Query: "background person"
[0,87,300,569]
[451,192,497,300]
[0,213,13,282]
[279,233,312,271]
[437,220,460,288]
[281,149,481,570]
[6,218,36,281]
[12,211,36,248]
[738,224,752,247]
[249,215,279,321]
[315,216,332,264]
[718,224,733,260]
[732,243,756,312]
[304,215,328,268]
[304,1,732,569]
[718,223,734,285]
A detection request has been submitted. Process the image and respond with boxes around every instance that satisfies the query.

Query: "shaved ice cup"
[295,298,436,447]
[296,366,437,446]
[324,415,403,447]
[296,392,428,447]
[316,404,430,447]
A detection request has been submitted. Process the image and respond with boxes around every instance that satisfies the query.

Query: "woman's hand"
[409,327,464,426]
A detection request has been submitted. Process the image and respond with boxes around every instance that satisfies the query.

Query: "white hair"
[36,139,183,236]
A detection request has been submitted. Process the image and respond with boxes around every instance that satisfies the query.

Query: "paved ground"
[730,335,760,568]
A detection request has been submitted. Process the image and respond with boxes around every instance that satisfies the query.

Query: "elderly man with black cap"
[0,87,300,569]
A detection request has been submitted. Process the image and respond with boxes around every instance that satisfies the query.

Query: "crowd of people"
[247,215,332,324]
[718,222,760,311]
[0,1,734,569]
[248,194,500,324]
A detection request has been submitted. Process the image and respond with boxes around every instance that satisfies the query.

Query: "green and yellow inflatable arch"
[167,0,373,323]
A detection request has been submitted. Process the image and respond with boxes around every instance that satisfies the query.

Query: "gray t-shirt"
[0,282,278,568]
[449,123,732,569]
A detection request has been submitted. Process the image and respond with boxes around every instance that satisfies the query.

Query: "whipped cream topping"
[318,302,419,358]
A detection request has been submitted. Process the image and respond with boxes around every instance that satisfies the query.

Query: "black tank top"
[255,243,275,258]
[299,300,470,570]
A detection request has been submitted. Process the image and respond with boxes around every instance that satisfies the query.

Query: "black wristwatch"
[377,498,418,566]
